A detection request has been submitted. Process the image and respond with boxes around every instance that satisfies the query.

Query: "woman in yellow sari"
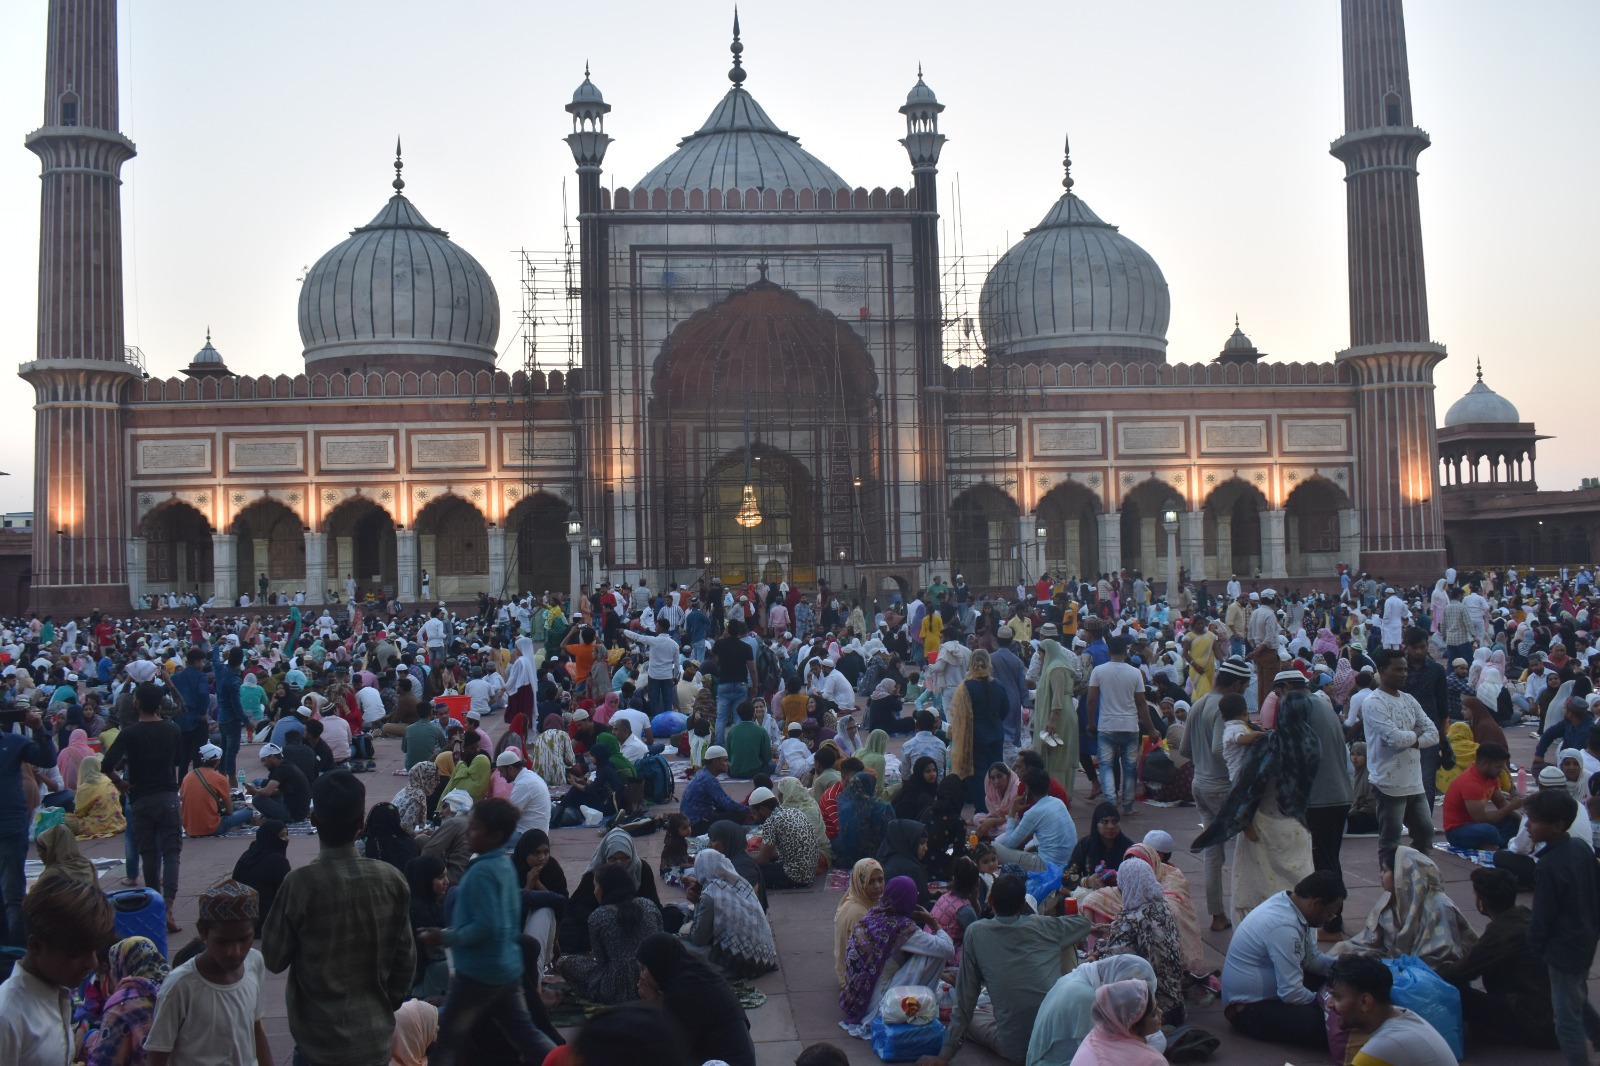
[65,754,125,840]
[1434,721,1478,795]
[1185,622,1223,702]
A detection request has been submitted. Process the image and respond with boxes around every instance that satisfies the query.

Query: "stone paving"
[68,713,1591,1065]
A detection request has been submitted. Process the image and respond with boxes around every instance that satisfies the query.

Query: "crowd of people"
[0,561,1597,1064]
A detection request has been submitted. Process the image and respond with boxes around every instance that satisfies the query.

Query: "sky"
[0,1,1595,515]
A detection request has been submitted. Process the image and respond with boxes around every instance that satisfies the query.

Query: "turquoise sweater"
[441,848,522,984]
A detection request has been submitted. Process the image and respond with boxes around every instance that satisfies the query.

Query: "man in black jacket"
[1403,627,1449,806]
[1525,789,1600,1064]
[1437,866,1555,1049]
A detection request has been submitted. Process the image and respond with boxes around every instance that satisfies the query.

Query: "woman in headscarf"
[404,855,451,998]
[83,936,169,1066]
[56,727,93,791]
[833,858,884,986]
[1067,980,1166,1066]
[892,756,941,821]
[839,875,954,1032]
[66,753,124,840]
[1192,690,1319,923]
[1063,801,1133,893]
[877,819,932,906]
[832,771,893,870]
[388,998,439,1066]
[856,728,889,791]
[684,846,779,978]
[1028,955,1158,1066]
[231,819,291,931]
[776,776,830,865]
[1078,838,1203,973]
[1476,665,1516,726]
[922,772,970,882]
[392,759,438,831]
[1559,748,1589,802]
[1434,721,1478,795]
[444,735,492,802]
[978,761,1020,834]
[1430,578,1450,634]
[1034,634,1079,794]
[361,802,420,872]
[512,829,568,980]
[1333,845,1478,970]
[636,933,757,1066]
[947,648,1008,812]
[1186,623,1220,703]
[504,635,537,729]
[1091,858,1186,1023]
[531,712,576,787]
[1468,647,1492,691]
[706,819,768,910]
[563,827,663,954]
[31,823,97,893]
[558,863,663,1004]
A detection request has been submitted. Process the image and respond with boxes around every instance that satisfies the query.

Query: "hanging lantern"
[735,483,763,528]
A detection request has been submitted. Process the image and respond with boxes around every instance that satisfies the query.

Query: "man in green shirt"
[725,700,774,778]
[403,702,450,770]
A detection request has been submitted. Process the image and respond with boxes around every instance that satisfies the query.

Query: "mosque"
[18,0,1594,615]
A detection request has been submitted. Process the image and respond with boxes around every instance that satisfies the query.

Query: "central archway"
[415,495,488,599]
[233,498,304,601]
[1037,481,1100,582]
[951,484,1021,592]
[325,498,396,598]
[141,501,214,594]
[702,446,817,586]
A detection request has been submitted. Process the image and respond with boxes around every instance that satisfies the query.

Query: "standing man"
[624,617,682,717]
[1379,587,1408,650]
[1247,590,1281,650]
[1181,656,1252,930]
[170,648,212,780]
[1403,626,1450,808]
[1441,586,1474,665]
[710,620,757,747]
[1363,649,1439,867]
[1087,636,1153,816]
[988,626,1027,758]
[0,707,57,946]
[213,641,246,781]
[102,682,185,935]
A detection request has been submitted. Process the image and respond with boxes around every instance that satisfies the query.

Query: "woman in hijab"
[388,998,439,1066]
[776,777,830,865]
[31,824,97,893]
[564,828,664,953]
[857,728,890,791]
[1430,579,1450,634]
[1434,721,1478,795]
[531,712,576,787]
[892,756,941,821]
[404,855,451,998]
[83,936,169,1066]
[361,802,420,872]
[922,772,971,882]
[947,650,1006,812]
[636,933,757,1066]
[1028,955,1158,1066]
[444,737,492,803]
[1468,647,1493,691]
[978,761,1020,834]
[1192,689,1319,922]
[1034,635,1079,793]
[56,728,93,791]
[231,819,291,931]
[558,863,663,1004]
[1091,858,1186,1024]
[684,846,779,978]
[877,819,933,906]
[511,829,568,980]
[505,636,537,728]
[706,819,768,910]
[1063,802,1134,893]
[833,771,893,870]
[66,753,124,840]
[392,759,438,831]
[588,731,637,809]
[834,858,885,986]
[1333,845,1478,970]
[1067,980,1166,1066]
[1476,666,1517,726]
[839,875,954,1033]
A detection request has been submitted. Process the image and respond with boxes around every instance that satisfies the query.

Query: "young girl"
[659,812,693,876]
[972,843,999,913]
[1219,694,1263,784]
[143,880,270,1066]
[687,704,713,771]
[930,857,983,963]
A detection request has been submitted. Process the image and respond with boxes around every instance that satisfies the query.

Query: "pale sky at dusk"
[0,1,1595,515]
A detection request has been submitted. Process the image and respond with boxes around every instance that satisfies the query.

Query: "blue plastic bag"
[1383,954,1463,1060]
[869,1015,946,1062]
[1025,861,1065,904]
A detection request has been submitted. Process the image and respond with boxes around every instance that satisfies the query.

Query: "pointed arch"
[1285,476,1350,576]
[506,491,570,598]
[1120,478,1186,576]
[324,497,397,597]
[1036,480,1100,582]
[140,500,214,592]
[414,494,489,596]
[232,497,306,598]
[951,483,1021,592]
[1201,477,1269,579]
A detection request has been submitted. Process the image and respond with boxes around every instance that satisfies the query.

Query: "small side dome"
[185,329,230,379]
[1444,364,1521,426]
[904,73,939,109]
[1216,316,1261,364]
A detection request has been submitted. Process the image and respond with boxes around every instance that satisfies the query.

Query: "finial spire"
[1234,313,1240,329]
[206,325,211,344]
[392,136,405,194]
[584,60,590,79]
[1476,357,1482,382]
[729,7,746,86]
[917,61,923,78]
[1061,133,1074,194]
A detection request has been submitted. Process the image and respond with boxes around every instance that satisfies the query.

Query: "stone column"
[1340,509,1361,568]
[1180,510,1206,581]
[1062,521,1081,582]
[1261,509,1288,579]
[1097,512,1121,577]
[1017,516,1040,585]
[336,536,354,582]
[396,529,418,603]
[126,538,146,608]
[304,531,327,605]
[1215,517,1233,578]
[212,534,236,605]
[1139,518,1157,579]
[569,539,582,613]
[487,527,507,598]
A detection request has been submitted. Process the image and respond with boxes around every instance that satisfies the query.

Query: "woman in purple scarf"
[838,875,953,1032]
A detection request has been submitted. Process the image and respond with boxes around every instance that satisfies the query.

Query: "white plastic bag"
[880,984,937,1026]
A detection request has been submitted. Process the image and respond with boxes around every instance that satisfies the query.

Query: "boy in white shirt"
[0,878,115,1066]
[1219,693,1264,783]
[145,879,271,1066]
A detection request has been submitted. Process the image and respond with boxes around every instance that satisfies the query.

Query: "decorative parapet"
[607,185,915,213]
[131,367,586,405]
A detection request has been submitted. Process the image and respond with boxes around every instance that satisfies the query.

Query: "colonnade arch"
[233,498,305,600]
[951,484,1021,591]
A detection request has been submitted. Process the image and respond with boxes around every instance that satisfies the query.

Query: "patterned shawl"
[693,847,777,974]
[839,875,920,1024]
[1191,690,1321,852]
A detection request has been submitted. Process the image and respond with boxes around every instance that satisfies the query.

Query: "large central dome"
[980,145,1169,366]
[634,87,848,194]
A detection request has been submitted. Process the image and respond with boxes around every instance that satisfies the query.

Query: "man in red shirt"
[1442,743,1528,851]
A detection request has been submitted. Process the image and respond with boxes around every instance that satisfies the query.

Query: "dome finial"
[1476,357,1483,383]
[392,136,405,195]
[729,7,746,86]
[917,61,923,78]
[1234,313,1239,329]
[1062,132,1074,194]
[206,324,211,344]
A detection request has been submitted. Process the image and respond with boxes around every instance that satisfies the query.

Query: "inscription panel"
[411,434,487,469]
[320,435,396,471]
[947,425,1017,459]
[1281,418,1350,453]
[228,438,304,473]
[136,439,211,475]
[1033,422,1104,457]
[501,431,577,467]
[1200,420,1268,454]
[1116,421,1186,456]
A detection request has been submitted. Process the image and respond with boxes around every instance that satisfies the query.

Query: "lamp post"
[1035,519,1048,587]
[1161,507,1180,598]
[565,510,583,615]
[587,534,601,592]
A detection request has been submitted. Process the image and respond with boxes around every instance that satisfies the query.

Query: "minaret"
[900,68,950,572]
[564,64,612,552]
[1331,0,1446,579]
[20,0,140,611]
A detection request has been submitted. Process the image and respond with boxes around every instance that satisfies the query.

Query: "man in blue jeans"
[0,708,57,945]
[1441,743,1527,851]
[1086,635,1153,814]
[1525,789,1600,1066]
[710,619,758,746]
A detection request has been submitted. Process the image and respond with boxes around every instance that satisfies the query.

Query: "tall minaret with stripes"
[1332,0,1447,580]
[20,0,140,611]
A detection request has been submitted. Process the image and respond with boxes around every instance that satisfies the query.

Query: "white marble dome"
[297,192,500,370]
[634,87,847,193]
[980,192,1170,364]
[1444,374,1520,426]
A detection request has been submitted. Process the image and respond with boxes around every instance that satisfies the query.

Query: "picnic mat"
[826,868,851,892]
[1433,841,1498,869]
[543,976,766,1027]
[213,819,317,840]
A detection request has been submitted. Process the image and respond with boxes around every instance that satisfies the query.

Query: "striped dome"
[634,87,847,194]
